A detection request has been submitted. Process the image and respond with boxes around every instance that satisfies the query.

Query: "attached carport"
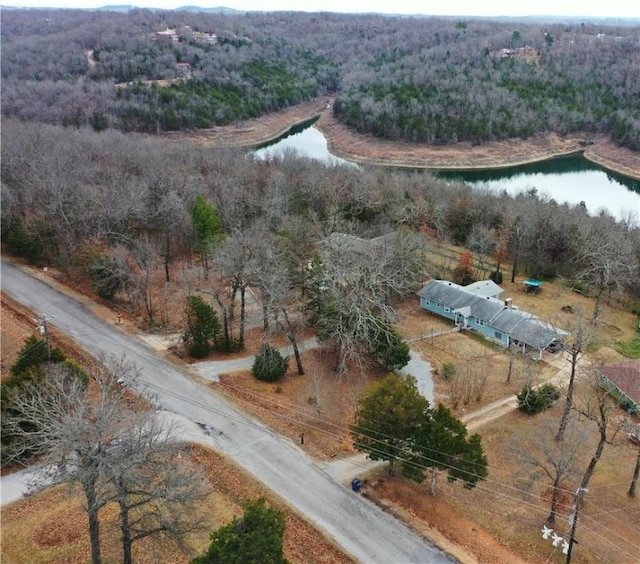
[509,318,568,359]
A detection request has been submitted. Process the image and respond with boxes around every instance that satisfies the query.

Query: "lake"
[253,123,640,222]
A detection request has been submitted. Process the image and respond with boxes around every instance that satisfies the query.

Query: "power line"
[141,376,640,558]
[11,309,638,560]
[137,376,640,560]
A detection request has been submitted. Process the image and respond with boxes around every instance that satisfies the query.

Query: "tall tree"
[452,250,476,286]
[556,310,595,442]
[514,414,587,523]
[572,369,620,491]
[3,359,135,564]
[351,374,429,476]
[192,194,224,280]
[105,418,211,564]
[629,432,640,499]
[3,356,209,564]
[408,403,488,494]
[572,218,637,325]
[309,230,423,375]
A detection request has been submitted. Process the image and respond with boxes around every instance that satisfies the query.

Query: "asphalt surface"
[1,260,455,564]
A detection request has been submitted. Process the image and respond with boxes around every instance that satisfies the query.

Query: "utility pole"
[566,487,588,564]
[34,314,55,360]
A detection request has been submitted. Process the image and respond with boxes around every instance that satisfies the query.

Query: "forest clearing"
[2,234,638,563]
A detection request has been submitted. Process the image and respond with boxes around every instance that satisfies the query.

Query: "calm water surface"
[254,124,640,222]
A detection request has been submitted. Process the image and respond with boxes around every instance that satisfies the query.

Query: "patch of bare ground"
[216,347,388,461]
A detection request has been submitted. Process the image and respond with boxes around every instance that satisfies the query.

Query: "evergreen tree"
[252,344,289,382]
[10,335,65,378]
[184,295,221,358]
[192,497,288,564]
[191,194,224,279]
[408,403,488,493]
[370,326,411,371]
[351,374,429,475]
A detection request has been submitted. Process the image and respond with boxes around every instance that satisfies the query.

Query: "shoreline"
[160,97,640,180]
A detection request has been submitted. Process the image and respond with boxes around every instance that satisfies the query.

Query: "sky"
[1,0,638,18]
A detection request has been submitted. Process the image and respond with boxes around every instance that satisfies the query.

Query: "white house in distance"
[417,279,568,359]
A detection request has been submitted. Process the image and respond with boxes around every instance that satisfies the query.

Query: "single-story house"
[417,279,568,358]
[598,359,640,416]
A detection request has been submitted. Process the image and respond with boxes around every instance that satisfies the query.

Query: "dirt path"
[461,352,570,431]
[159,96,640,179]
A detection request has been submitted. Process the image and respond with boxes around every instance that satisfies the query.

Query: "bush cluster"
[516,383,560,415]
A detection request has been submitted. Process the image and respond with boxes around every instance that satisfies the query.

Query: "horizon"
[1,0,638,19]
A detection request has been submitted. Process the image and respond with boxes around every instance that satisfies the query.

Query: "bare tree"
[572,368,621,491]
[468,224,496,278]
[514,414,587,524]
[618,420,640,498]
[254,255,308,375]
[629,436,640,499]
[556,310,596,442]
[310,229,425,375]
[3,356,210,564]
[572,218,638,325]
[105,418,211,564]
[3,358,138,564]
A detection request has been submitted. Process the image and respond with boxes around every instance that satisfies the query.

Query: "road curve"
[1,260,454,564]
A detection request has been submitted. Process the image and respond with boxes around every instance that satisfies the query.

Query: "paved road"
[1,261,454,564]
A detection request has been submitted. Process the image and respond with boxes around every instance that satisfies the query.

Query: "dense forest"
[1,9,639,148]
[2,119,639,327]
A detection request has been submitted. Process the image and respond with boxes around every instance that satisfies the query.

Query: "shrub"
[188,341,211,359]
[517,383,560,414]
[10,335,65,378]
[441,363,456,381]
[252,344,289,382]
[489,270,503,284]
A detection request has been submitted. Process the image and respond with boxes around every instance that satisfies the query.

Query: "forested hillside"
[1,9,638,148]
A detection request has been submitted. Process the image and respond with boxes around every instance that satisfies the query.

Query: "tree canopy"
[351,374,488,490]
[2,10,638,148]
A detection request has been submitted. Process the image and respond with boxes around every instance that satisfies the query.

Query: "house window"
[444,306,450,313]
[494,331,503,340]
[424,299,430,306]
[477,319,485,326]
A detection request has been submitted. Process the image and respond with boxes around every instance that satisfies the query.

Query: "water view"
[254,123,640,222]
[253,121,355,168]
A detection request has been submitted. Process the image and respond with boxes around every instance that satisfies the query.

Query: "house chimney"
[505,298,512,309]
